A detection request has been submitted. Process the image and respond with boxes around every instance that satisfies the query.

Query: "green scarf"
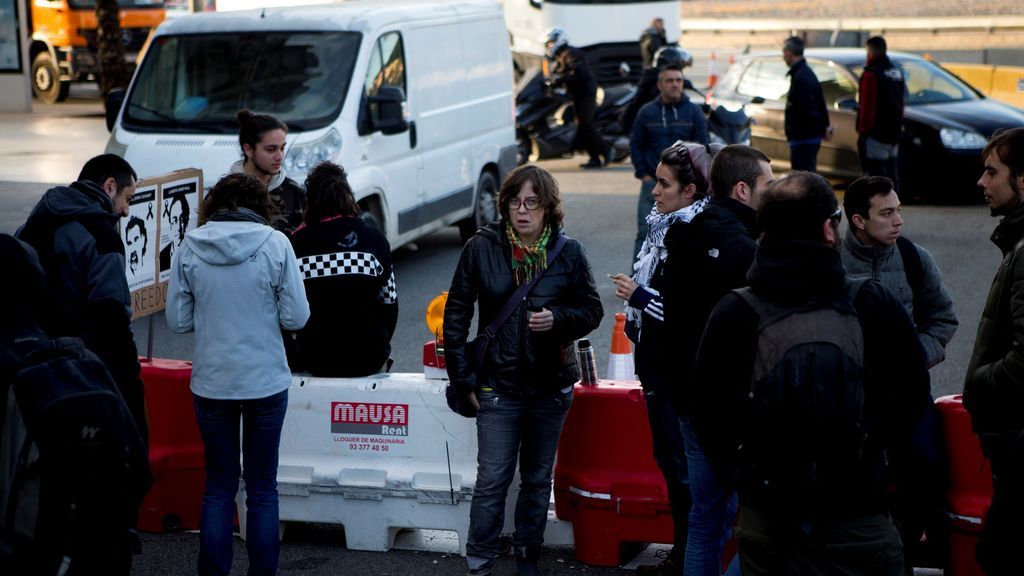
[506,222,552,286]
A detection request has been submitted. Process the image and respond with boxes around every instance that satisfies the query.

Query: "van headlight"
[939,127,987,150]
[283,128,342,174]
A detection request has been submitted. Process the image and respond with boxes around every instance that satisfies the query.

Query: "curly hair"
[304,161,360,223]
[497,165,564,230]
[200,173,277,225]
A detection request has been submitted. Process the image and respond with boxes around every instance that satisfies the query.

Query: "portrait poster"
[121,168,203,320]
[158,176,200,284]
[123,185,158,292]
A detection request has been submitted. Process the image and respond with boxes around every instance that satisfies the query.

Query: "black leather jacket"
[443,223,603,398]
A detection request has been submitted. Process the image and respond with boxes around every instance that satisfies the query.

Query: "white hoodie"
[166,219,309,400]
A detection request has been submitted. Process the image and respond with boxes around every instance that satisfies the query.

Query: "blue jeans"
[634,178,657,265]
[194,390,288,576]
[466,388,573,569]
[684,419,740,576]
[644,389,690,563]
[789,141,821,173]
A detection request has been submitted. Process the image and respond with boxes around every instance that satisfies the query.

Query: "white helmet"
[544,27,569,59]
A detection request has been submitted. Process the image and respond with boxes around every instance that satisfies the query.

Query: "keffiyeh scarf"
[626,196,708,329]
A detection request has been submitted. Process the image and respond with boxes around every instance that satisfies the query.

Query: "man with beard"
[231,109,306,232]
[125,215,147,276]
[963,126,1024,575]
[159,193,188,272]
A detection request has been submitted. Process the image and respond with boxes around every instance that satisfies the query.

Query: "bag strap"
[481,235,568,340]
[895,236,924,326]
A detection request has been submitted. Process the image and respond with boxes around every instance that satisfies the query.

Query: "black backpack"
[733,279,880,496]
[1,336,150,574]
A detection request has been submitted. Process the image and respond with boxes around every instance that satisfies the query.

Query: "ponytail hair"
[237,109,288,161]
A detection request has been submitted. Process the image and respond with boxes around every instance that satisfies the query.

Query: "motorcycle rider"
[545,27,612,169]
[623,46,694,134]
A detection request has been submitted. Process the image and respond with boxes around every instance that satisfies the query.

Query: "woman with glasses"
[610,141,720,575]
[444,164,603,576]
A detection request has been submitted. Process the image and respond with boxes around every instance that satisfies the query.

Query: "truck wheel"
[459,172,499,242]
[32,53,70,104]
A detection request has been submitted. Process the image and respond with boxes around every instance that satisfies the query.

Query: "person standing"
[166,173,309,576]
[963,127,1024,576]
[782,37,833,172]
[663,144,774,576]
[17,154,148,445]
[15,153,148,575]
[231,109,306,233]
[630,63,709,261]
[545,28,611,169]
[610,141,718,575]
[690,171,931,575]
[622,46,694,142]
[288,161,397,377]
[857,36,905,183]
[639,18,667,70]
[841,176,957,368]
[444,165,603,576]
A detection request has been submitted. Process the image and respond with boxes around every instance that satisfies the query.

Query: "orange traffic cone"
[606,313,636,381]
[707,51,719,90]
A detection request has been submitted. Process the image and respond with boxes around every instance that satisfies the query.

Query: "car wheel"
[32,52,70,104]
[459,171,499,242]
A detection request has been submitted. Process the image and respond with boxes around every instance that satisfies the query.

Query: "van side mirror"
[836,97,859,110]
[105,88,126,132]
[749,96,765,104]
[529,0,543,9]
[369,86,409,135]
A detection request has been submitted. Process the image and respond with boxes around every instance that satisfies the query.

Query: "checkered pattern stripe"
[379,271,397,305]
[298,251,384,279]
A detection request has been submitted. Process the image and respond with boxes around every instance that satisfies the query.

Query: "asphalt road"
[0,93,995,575]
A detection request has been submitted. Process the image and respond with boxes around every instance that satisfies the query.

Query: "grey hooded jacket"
[841,227,957,368]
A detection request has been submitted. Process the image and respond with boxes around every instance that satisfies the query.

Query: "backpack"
[0,336,150,573]
[733,279,879,497]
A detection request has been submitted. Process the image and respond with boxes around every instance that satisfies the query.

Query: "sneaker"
[579,158,603,169]
[635,557,682,575]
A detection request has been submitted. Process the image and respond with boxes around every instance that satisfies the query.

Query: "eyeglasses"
[509,197,542,211]
[829,207,843,224]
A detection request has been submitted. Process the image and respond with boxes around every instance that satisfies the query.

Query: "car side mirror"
[750,96,765,104]
[369,86,409,135]
[836,97,859,110]
[105,88,126,132]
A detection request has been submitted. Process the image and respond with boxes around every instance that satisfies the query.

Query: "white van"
[105,0,517,247]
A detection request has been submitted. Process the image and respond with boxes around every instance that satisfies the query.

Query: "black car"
[708,48,1024,202]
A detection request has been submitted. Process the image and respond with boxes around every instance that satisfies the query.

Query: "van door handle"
[409,121,417,149]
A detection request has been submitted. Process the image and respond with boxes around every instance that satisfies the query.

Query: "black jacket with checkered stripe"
[288,216,397,376]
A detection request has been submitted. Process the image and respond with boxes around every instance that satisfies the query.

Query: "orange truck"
[27,0,166,103]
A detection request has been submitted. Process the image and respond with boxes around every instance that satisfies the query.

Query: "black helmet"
[654,46,693,70]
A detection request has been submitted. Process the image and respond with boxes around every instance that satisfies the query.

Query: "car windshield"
[122,31,361,133]
[852,58,980,105]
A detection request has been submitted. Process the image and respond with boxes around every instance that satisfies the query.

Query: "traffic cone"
[606,312,636,381]
[707,51,719,90]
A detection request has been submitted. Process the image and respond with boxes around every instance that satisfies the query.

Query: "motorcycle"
[687,85,754,147]
[515,67,754,165]
[515,66,634,164]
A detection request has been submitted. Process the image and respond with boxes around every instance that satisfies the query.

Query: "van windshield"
[122,31,361,133]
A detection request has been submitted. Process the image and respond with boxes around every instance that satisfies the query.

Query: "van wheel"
[459,172,499,242]
[32,53,70,104]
